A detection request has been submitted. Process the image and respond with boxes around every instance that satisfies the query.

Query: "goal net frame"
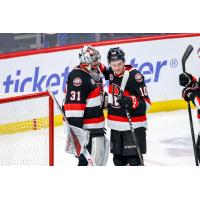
[0,91,54,166]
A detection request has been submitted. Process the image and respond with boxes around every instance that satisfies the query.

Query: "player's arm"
[99,63,109,80]
[118,71,151,112]
[132,72,151,112]
[63,73,87,128]
[179,73,200,109]
[183,88,200,109]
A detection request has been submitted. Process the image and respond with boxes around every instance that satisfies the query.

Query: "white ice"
[55,109,200,166]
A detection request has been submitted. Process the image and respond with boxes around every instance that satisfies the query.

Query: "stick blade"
[182,45,193,72]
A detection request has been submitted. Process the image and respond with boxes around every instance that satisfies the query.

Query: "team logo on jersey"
[73,77,82,87]
[109,74,114,81]
[91,79,96,85]
[135,73,143,82]
[111,84,121,108]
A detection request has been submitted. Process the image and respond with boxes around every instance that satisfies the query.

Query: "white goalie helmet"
[79,45,101,66]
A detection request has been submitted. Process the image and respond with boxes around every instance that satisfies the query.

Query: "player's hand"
[182,86,200,101]
[117,95,139,109]
[179,72,196,87]
[98,63,106,73]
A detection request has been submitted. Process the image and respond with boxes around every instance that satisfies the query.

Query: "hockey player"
[179,72,200,121]
[106,47,151,166]
[179,47,200,124]
[63,46,108,166]
[179,72,200,161]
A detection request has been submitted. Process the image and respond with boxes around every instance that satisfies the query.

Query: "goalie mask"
[79,46,101,68]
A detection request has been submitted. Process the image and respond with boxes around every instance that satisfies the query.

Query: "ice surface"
[54,109,200,166]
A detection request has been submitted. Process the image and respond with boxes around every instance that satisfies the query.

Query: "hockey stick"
[120,70,144,166]
[181,45,199,166]
[46,87,96,166]
[182,45,193,73]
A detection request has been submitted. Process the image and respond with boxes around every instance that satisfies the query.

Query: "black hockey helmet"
[107,47,125,63]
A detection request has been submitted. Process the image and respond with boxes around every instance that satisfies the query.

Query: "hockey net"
[0,92,54,166]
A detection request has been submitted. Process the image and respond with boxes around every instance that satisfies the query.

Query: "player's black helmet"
[107,47,125,63]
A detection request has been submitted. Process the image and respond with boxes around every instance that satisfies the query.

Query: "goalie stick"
[120,70,144,166]
[181,45,199,166]
[47,87,96,166]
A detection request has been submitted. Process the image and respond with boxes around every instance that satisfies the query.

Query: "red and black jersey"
[192,92,200,109]
[107,65,151,131]
[198,109,200,125]
[190,88,200,125]
[63,65,105,129]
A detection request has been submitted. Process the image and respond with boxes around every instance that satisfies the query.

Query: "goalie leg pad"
[91,135,109,166]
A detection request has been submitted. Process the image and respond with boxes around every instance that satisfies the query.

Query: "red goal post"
[0,91,54,166]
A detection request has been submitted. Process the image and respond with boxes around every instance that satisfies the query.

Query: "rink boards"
[0,33,199,131]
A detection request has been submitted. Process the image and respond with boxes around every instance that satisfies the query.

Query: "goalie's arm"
[99,63,109,80]
[63,73,88,128]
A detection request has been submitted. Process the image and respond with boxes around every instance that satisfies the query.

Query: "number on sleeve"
[139,86,148,97]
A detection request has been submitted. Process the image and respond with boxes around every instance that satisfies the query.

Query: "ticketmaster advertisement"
[0,35,200,110]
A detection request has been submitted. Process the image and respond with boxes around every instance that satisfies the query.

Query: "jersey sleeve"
[63,71,89,128]
[127,70,151,112]
[99,63,109,80]
[197,109,200,125]
[190,90,200,109]
[189,86,200,125]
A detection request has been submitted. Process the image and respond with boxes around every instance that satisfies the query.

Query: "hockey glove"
[117,95,139,109]
[182,86,200,101]
[179,72,197,87]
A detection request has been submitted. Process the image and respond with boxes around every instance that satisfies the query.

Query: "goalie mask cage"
[0,91,54,166]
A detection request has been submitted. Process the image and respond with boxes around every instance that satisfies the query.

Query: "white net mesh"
[0,93,52,166]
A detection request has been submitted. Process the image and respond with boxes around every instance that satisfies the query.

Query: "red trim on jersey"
[64,103,86,110]
[197,113,200,119]
[108,85,112,94]
[124,65,132,71]
[143,97,151,105]
[192,76,197,82]
[108,114,146,122]
[80,63,89,67]
[83,116,105,124]
[87,87,100,99]
[195,96,200,106]
[99,63,106,73]
[123,90,131,96]
[74,66,91,75]
[130,96,139,109]
[69,127,81,156]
